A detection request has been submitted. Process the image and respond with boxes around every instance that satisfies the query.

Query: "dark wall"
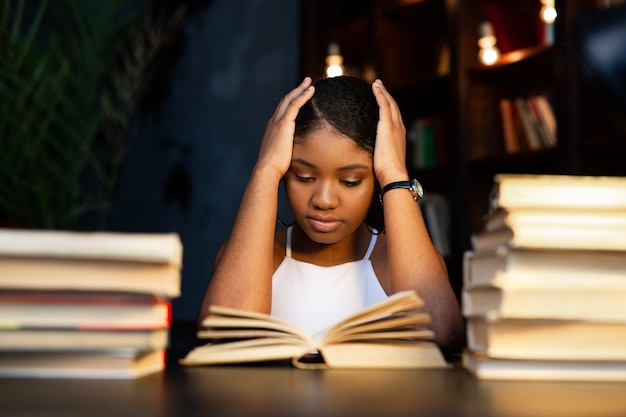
[108,0,300,320]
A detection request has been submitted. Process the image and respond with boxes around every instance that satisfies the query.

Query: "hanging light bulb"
[477,21,500,66]
[325,42,344,78]
[540,0,557,24]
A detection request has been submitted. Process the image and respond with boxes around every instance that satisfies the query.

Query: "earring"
[277,216,296,228]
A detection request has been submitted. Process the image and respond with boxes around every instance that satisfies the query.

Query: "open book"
[180,291,448,369]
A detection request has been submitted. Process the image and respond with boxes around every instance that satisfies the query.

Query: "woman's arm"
[371,79,464,349]
[199,78,315,320]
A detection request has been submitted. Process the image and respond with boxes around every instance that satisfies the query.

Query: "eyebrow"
[291,158,370,172]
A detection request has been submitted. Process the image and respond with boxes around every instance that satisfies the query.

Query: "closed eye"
[341,180,362,187]
[294,173,315,183]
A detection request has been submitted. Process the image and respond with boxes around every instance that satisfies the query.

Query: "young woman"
[200,75,464,351]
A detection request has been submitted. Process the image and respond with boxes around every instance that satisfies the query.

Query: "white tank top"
[271,226,388,337]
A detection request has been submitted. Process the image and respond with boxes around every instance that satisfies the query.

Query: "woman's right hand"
[255,77,315,179]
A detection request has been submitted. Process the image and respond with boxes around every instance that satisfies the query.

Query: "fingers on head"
[373,80,402,122]
[283,85,315,118]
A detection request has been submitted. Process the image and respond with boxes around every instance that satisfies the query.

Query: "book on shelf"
[466,317,626,361]
[498,98,522,154]
[407,117,437,168]
[532,95,557,139]
[180,290,448,369]
[513,97,544,150]
[538,20,555,46]
[499,96,557,154]
[0,349,166,379]
[527,95,557,147]
[485,1,538,54]
[0,229,183,298]
[0,291,171,330]
[463,350,626,382]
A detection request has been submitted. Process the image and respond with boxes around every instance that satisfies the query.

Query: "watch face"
[411,179,424,199]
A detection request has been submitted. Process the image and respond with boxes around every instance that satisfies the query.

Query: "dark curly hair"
[294,76,379,155]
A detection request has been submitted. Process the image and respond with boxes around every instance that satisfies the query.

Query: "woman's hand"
[255,77,315,179]
[371,79,409,187]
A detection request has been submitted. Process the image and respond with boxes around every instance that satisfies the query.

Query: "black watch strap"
[379,179,423,203]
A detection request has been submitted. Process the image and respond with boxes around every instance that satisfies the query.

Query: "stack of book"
[0,228,182,379]
[462,173,626,381]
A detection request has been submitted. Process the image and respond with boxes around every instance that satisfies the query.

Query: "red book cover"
[486,1,538,54]
[0,291,172,330]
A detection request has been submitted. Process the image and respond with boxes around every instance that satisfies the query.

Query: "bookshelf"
[299,0,626,298]
[456,0,626,239]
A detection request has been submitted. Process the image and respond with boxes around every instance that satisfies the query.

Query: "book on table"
[471,207,626,252]
[462,174,626,381]
[0,228,183,297]
[471,174,626,252]
[466,317,626,361]
[0,228,182,264]
[0,228,183,379]
[0,291,172,330]
[463,246,626,290]
[492,173,626,210]
[462,284,626,322]
[180,290,448,369]
[0,291,171,352]
[0,328,169,351]
[0,349,166,380]
[463,350,626,382]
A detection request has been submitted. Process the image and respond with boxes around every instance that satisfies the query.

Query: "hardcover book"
[0,229,183,297]
[180,291,448,369]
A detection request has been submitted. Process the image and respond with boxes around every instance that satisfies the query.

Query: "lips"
[306,216,342,233]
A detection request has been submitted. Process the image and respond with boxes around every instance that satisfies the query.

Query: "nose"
[310,180,339,210]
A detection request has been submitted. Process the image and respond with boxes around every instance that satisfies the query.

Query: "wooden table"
[2,362,626,417]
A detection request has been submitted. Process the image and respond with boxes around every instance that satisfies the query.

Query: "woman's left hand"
[371,79,409,187]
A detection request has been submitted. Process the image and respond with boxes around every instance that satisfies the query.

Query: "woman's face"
[285,123,375,245]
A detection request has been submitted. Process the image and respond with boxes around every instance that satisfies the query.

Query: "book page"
[319,312,432,345]
[316,291,424,343]
[180,338,309,365]
[201,305,313,345]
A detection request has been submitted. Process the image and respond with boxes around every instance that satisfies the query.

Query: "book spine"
[532,95,557,144]
[526,96,556,148]
[513,97,544,150]
[499,98,520,154]
[408,118,438,168]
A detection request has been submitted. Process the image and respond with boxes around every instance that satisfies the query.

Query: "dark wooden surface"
[2,359,626,417]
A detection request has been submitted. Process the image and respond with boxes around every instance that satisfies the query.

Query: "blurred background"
[2,0,625,321]
[1,0,299,320]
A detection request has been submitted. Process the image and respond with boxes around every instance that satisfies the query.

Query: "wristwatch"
[379,179,424,203]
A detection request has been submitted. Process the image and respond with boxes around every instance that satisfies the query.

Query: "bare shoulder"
[273,229,288,270]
